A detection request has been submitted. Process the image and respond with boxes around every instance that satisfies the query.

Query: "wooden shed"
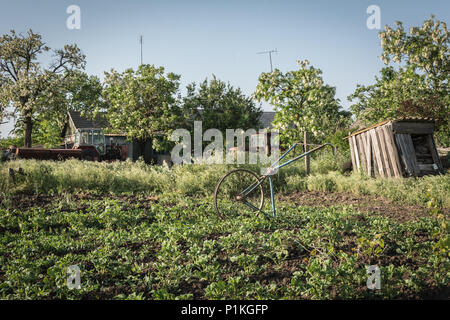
[348,119,444,178]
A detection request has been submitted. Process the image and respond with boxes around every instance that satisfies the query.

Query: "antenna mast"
[257,48,278,72]
[140,35,143,65]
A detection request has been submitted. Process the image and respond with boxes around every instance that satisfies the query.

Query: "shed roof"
[347,118,435,138]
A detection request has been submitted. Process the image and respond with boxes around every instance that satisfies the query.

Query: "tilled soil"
[0,192,160,211]
[3,191,449,223]
[278,190,449,223]
[1,191,448,300]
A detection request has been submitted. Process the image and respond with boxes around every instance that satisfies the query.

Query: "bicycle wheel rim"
[214,169,264,219]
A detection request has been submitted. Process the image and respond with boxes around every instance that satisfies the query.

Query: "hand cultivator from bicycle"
[214,142,335,218]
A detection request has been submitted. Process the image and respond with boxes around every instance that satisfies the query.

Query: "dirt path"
[278,190,448,223]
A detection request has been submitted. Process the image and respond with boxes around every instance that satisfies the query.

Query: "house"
[66,110,154,163]
[66,110,277,164]
[227,111,276,155]
[259,111,275,129]
[347,118,444,178]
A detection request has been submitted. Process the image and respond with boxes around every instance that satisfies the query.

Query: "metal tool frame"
[239,142,335,217]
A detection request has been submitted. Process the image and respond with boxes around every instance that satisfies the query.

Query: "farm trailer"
[11,128,128,162]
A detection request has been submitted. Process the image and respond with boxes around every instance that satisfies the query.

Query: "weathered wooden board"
[364,132,373,177]
[381,124,402,177]
[418,164,437,172]
[348,137,357,172]
[426,134,444,172]
[356,134,367,173]
[395,134,419,176]
[394,134,413,175]
[392,121,434,135]
[376,127,393,177]
[369,129,385,177]
[351,135,360,171]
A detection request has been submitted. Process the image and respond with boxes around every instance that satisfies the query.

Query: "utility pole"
[257,49,278,72]
[140,35,143,65]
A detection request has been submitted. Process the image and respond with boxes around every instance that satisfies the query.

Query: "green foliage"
[380,16,448,88]
[349,16,449,146]
[0,193,448,299]
[32,119,64,148]
[102,64,182,151]
[34,70,106,144]
[425,189,449,257]
[0,156,449,299]
[183,75,262,134]
[254,60,351,148]
[0,136,23,149]
[0,29,86,147]
[1,156,449,209]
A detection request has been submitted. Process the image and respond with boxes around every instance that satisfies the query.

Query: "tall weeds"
[1,151,448,208]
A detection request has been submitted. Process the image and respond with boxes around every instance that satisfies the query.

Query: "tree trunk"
[304,131,310,175]
[24,116,33,147]
[60,121,68,139]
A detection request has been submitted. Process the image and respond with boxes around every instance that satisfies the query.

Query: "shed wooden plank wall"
[380,124,402,177]
[348,120,444,178]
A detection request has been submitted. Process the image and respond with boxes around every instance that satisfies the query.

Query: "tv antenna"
[139,35,143,65]
[257,48,278,72]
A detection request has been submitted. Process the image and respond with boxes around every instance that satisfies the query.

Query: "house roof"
[68,110,109,130]
[260,111,275,129]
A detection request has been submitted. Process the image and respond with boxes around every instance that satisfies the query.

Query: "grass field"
[0,157,449,299]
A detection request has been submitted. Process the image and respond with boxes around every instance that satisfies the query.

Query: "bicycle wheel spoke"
[214,169,264,218]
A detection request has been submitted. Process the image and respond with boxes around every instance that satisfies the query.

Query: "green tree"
[254,60,349,148]
[102,64,182,152]
[182,75,262,133]
[349,15,449,145]
[7,71,104,148]
[0,29,85,147]
[40,70,106,139]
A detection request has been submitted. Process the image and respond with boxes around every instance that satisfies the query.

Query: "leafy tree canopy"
[349,15,449,145]
[0,29,85,147]
[102,64,182,151]
[254,60,350,147]
[182,75,262,133]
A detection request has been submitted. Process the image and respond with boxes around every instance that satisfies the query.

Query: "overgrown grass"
[1,150,449,208]
[286,171,450,208]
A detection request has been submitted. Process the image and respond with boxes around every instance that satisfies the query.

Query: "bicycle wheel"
[214,168,264,219]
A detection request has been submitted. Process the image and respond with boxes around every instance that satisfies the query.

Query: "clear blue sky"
[1,0,449,137]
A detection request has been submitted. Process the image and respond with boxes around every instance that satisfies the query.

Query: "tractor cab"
[73,129,106,157]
